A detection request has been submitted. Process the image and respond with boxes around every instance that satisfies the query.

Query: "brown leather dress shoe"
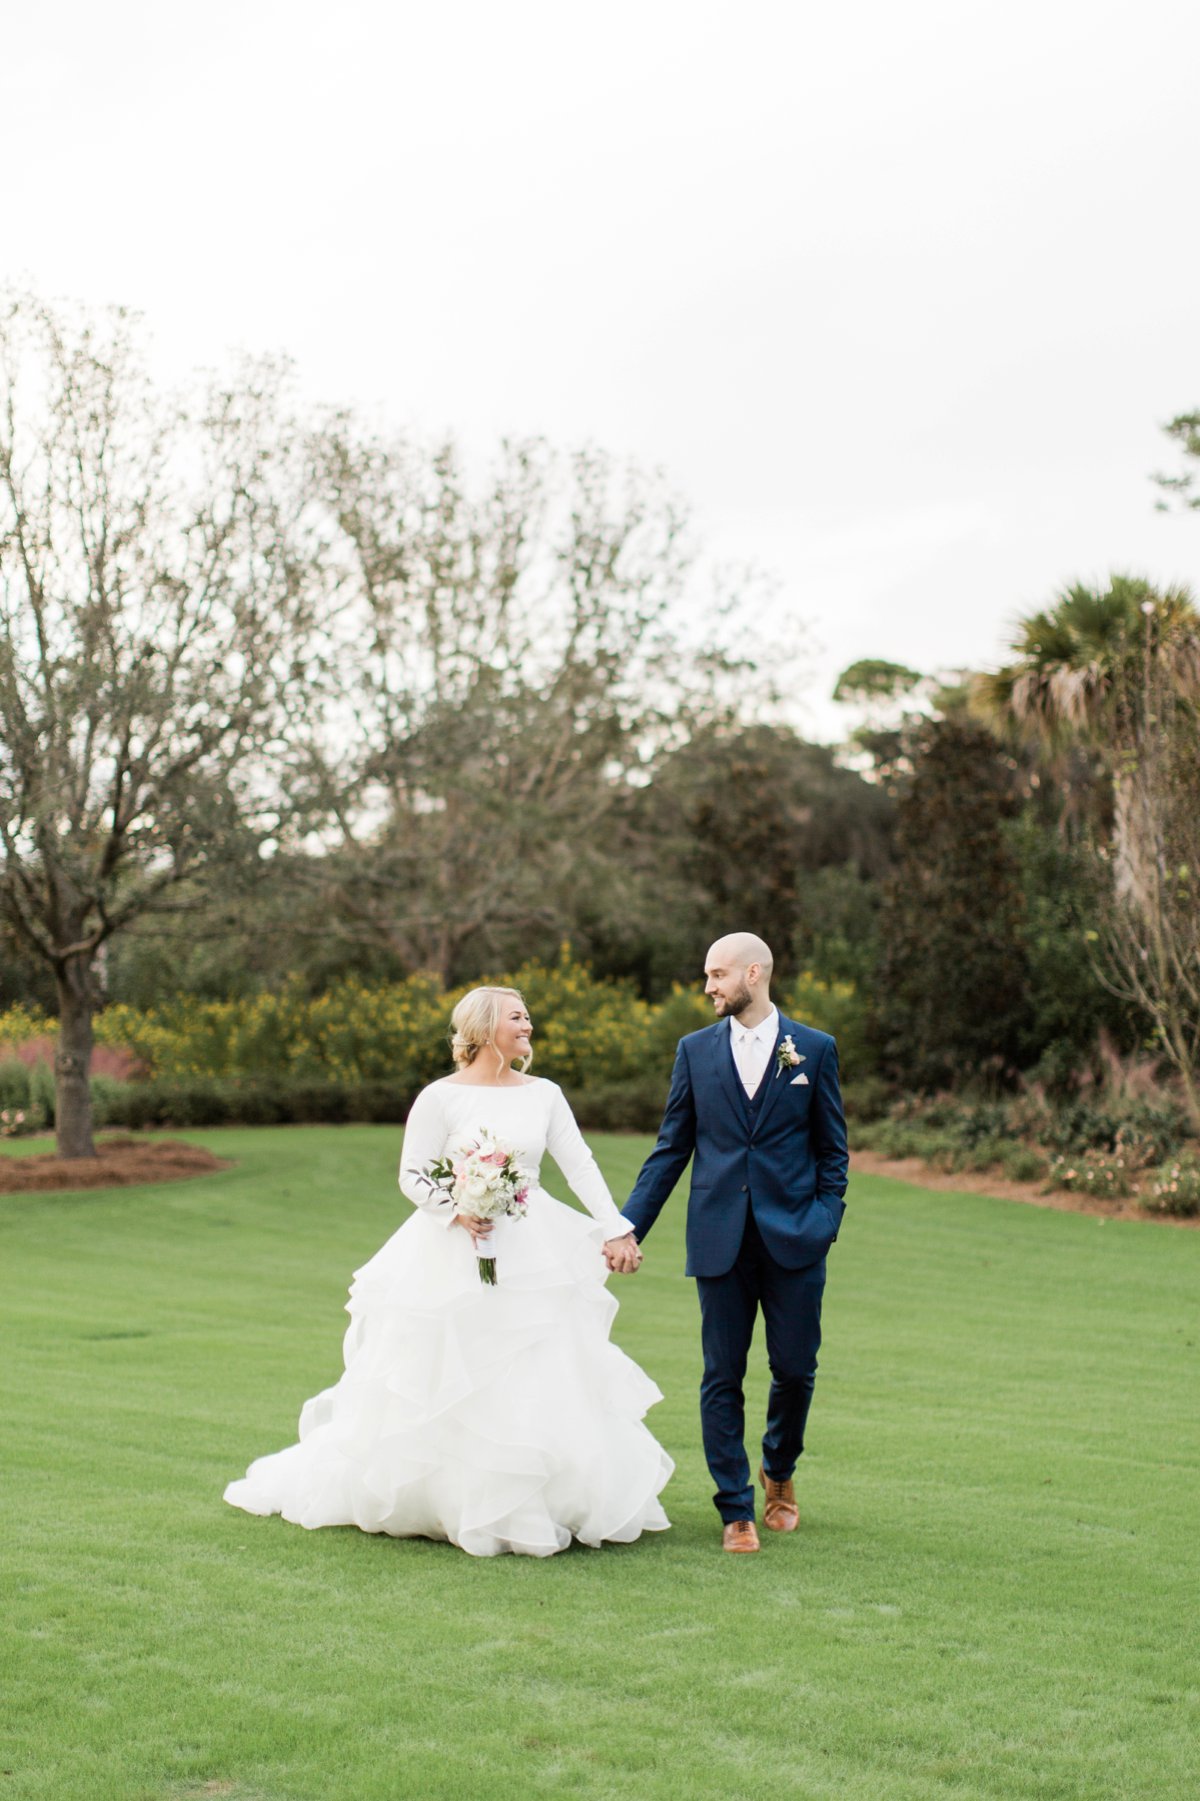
[759,1465,799,1532]
[722,1519,760,1553]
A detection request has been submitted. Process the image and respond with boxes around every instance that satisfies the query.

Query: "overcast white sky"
[4,0,1197,741]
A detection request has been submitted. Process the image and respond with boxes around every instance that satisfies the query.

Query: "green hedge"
[93,1076,411,1131]
[90,1070,893,1138]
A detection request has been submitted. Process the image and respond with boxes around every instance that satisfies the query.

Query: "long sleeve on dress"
[398,1086,459,1228]
[546,1085,628,1241]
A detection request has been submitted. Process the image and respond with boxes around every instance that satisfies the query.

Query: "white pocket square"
[791,1072,809,1085]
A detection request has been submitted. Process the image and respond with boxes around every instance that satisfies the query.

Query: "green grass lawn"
[2,1127,1197,1801]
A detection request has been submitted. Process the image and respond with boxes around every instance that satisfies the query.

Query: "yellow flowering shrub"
[644,986,716,1070]
[79,950,660,1086]
[300,975,451,1085]
[781,973,869,1078]
[493,948,654,1085]
[4,950,870,1092]
[0,1004,53,1050]
[93,976,449,1087]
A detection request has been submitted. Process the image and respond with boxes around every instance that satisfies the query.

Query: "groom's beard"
[713,982,753,1018]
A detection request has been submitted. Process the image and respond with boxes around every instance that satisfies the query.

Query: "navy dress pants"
[695,1207,825,1523]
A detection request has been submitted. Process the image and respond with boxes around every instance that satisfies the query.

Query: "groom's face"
[704,959,753,1019]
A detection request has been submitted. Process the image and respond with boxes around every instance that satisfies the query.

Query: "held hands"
[456,1213,640,1271]
[456,1214,640,1272]
[604,1231,642,1275]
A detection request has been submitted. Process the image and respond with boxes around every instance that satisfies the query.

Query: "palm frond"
[988,577,1200,743]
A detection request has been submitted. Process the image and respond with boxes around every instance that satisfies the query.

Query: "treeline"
[0,686,1174,1107]
[65,725,895,1009]
[1,288,1198,1158]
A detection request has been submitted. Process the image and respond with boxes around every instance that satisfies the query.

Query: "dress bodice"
[398,1077,627,1240]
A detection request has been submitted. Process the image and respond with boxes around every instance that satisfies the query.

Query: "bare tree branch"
[0,290,333,1153]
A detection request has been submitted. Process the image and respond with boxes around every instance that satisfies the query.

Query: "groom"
[609,932,848,1553]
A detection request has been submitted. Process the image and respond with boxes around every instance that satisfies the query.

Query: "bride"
[224,986,673,1556]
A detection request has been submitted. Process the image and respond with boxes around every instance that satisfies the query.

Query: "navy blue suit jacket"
[623,1013,849,1278]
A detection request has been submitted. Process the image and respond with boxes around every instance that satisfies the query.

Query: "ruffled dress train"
[224,1078,673,1557]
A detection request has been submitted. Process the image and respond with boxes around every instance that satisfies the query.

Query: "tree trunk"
[1112,768,1160,916]
[54,954,97,1159]
[1165,1045,1200,1132]
[1159,1000,1200,1134]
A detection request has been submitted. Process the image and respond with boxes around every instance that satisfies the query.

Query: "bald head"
[707,933,774,978]
[704,933,775,1026]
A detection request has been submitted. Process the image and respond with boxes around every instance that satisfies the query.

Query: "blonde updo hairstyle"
[450,986,532,1076]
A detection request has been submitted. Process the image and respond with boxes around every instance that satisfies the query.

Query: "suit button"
[740,1185,748,1192]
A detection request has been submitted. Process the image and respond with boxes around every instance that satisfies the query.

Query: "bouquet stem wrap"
[472,1218,503,1285]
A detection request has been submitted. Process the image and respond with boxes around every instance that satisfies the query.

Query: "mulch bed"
[851,1149,1199,1229]
[0,1135,231,1193]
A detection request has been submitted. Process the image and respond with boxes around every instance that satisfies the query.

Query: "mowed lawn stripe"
[1,1128,1196,1800]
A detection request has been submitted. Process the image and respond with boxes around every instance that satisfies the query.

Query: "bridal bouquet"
[416,1130,530,1286]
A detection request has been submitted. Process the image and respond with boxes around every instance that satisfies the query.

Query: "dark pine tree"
[872,717,1031,1089]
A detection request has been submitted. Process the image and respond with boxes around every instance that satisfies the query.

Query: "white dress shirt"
[730,1005,779,1098]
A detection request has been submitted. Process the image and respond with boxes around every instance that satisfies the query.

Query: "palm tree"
[975,576,1200,911]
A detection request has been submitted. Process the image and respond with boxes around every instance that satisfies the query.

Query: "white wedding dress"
[224,1077,673,1556]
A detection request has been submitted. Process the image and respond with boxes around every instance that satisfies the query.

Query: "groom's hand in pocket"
[604,1232,642,1274]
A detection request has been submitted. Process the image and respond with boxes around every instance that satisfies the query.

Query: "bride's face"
[493,1002,533,1065]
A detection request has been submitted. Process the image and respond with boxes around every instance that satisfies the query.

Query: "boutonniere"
[775,1036,805,1079]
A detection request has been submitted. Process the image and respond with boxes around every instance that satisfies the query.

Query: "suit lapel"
[711,1017,749,1125]
[749,1013,792,1139]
